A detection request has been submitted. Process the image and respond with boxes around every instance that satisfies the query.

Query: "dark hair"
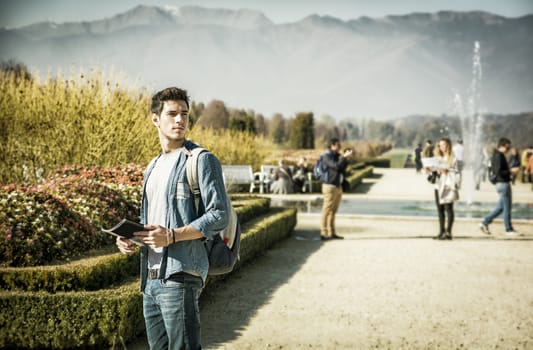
[426,140,432,144]
[328,138,340,148]
[151,87,189,115]
[497,137,511,148]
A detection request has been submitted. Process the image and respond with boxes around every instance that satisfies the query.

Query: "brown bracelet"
[172,228,176,244]
[166,228,172,246]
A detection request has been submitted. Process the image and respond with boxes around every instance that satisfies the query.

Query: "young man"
[479,137,519,236]
[320,138,353,240]
[115,87,230,349]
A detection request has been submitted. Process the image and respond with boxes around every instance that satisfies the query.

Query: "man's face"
[331,142,341,152]
[152,100,189,142]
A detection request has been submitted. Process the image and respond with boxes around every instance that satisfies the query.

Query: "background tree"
[229,108,256,134]
[365,120,395,142]
[189,101,204,127]
[268,113,287,145]
[289,112,315,149]
[338,120,360,141]
[0,60,33,82]
[254,113,268,136]
[314,114,340,147]
[195,99,229,129]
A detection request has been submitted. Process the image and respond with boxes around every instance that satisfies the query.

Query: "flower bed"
[0,187,101,267]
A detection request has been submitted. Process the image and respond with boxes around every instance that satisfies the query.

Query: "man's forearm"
[172,225,204,242]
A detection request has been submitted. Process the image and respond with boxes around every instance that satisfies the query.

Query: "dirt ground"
[196,216,533,350]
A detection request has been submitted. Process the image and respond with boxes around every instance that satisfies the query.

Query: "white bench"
[221,165,254,191]
[249,165,277,193]
[250,165,314,193]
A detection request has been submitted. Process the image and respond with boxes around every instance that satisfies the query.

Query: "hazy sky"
[1,0,532,28]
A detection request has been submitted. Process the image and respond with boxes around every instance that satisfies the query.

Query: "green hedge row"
[232,196,270,224]
[345,165,374,191]
[236,207,297,269]
[0,207,297,349]
[0,248,139,293]
[0,280,144,349]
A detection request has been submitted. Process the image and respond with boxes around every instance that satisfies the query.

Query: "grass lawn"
[381,148,412,168]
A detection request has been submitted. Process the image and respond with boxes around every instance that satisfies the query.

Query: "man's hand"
[134,225,168,248]
[343,149,354,158]
[116,237,137,255]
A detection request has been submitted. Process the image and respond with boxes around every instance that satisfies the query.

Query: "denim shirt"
[139,140,229,291]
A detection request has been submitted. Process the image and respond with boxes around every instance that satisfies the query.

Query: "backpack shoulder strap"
[185,147,208,211]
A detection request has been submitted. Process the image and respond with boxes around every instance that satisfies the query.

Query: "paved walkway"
[351,168,533,204]
[129,169,533,349]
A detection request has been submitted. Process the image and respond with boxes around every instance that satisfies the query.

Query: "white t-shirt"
[146,148,182,269]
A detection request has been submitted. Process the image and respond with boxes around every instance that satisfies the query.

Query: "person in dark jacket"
[508,147,520,185]
[480,138,520,236]
[319,138,353,240]
[414,143,423,174]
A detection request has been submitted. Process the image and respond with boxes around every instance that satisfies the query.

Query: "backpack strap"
[185,147,208,212]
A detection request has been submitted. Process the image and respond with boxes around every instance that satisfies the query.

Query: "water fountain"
[453,41,485,204]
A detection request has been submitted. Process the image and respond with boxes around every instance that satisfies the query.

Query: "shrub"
[0,249,139,293]
[0,69,267,185]
[0,187,103,267]
[38,175,140,229]
[0,69,157,185]
[47,163,144,210]
[48,163,145,186]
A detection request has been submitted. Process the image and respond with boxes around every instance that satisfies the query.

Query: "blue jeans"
[143,273,203,350]
[482,182,513,232]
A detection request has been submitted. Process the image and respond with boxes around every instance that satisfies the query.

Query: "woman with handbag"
[433,137,461,240]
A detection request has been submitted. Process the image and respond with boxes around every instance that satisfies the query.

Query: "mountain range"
[1,5,532,119]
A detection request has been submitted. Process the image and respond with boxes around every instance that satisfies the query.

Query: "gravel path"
[199,216,533,350]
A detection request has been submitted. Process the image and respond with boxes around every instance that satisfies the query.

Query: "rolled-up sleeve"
[189,152,229,238]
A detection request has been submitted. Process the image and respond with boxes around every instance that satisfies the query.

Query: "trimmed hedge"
[0,207,297,349]
[232,196,270,224]
[0,248,139,293]
[235,207,297,269]
[0,280,144,349]
[345,165,374,191]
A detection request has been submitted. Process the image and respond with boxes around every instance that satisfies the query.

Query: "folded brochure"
[102,218,145,245]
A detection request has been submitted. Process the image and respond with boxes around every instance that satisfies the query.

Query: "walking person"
[414,143,423,174]
[319,138,353,240]
[432,138,461,240]
[480,138,519,236]
[115,87,230,349]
